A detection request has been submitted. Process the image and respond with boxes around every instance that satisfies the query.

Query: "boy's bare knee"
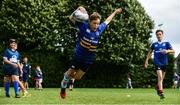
[4,76,11,82]
[65,68,76,79]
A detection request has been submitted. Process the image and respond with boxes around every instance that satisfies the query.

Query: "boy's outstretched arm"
[104,8,122,25]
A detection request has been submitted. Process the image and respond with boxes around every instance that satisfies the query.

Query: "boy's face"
[10,42,17,50]
[90,19,100,31]
[36,66,40,70]
[23,57,28,63]
[156,31,163,41]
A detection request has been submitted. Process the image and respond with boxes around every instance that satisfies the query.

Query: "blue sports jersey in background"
[151,41,173,66]
[3,48,20,68]
[73,22,107,64]
[22,63,31,74]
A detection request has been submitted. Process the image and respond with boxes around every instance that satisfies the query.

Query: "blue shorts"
[71,59,92,72]
[71,53,95,72]
[155,65,167,72]
[3,65,19,76]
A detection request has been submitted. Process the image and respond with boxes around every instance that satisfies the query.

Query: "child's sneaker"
[15,94,21,98]
[60,88,66,99]
[22,91,28,97]
[6,94,11,98]
[155,85,160,96]
[159,93,165,99]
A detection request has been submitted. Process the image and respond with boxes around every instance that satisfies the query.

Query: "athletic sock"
[69,79,73,86]
[159,89,163,93]
[156,84,159,89]
[13,81,19,95]
[61,74,70,89]
[5,82,10,95]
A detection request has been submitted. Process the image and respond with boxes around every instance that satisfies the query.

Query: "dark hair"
[89,12,101,21]
[156,30,163,34]
[9,39,17,44]
[23,56,28,59]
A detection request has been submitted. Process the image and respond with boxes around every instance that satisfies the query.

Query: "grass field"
[0,88,180,104]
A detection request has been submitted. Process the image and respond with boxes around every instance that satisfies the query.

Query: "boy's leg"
[156,70,165,99]
[37,79,40,89]
[12,75,20,98]
[61,69,76,88]
[126,83,129,89]
[60,68,76,99]
[24,75,29,89]
[19,80,26,91]
[35,80,39,89]
[69,79,75,91]
[39,79,42,89]
[26,82,29,89]
[4,76,11,97]
[60,61,88,99]
[174,81,177,88]
[157,70,163,91]
[3,67,12,97]
[74,70,85,80]
[129,82,133,89]
[23,82,27,89]
[18,80,28,97]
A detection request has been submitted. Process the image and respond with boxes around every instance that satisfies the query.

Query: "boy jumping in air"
[60,6,122,99]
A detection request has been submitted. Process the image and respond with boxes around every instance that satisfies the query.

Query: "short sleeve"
[17,52,21,62]
[3,49,9,58]
[166,42,173,49]
[150,43,154,50]
[75,21,87,31]
[98,22,107,34]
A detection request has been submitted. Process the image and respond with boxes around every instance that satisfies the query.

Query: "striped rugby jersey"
[72,22,107,64]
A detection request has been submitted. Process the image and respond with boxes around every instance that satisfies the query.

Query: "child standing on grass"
[172,72,179,89]
[126,74,133,89]
[21,57,31,89]
[144,30,175,99]
[34,66,43,90]
[3,39,28,98]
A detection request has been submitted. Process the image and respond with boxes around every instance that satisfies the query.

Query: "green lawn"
[0,88,180,104]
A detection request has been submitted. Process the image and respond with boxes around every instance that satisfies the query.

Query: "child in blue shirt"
[3,39,24,98]
[60,6,122,99]
[144,30,175,99]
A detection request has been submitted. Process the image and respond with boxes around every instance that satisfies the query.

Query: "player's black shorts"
[22,74,29,82]
[155,65,167,72]
[71,59,92,72]
[18,69,23,80]
[3,65,19,76]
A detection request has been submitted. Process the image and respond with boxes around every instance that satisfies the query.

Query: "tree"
[0,0,69,51]
[0,0,154,63]
[0,0,156,87]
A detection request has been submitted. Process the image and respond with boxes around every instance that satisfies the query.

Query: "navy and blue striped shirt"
[73,22,107,64]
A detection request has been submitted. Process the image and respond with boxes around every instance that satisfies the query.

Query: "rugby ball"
[73,9,89,22]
